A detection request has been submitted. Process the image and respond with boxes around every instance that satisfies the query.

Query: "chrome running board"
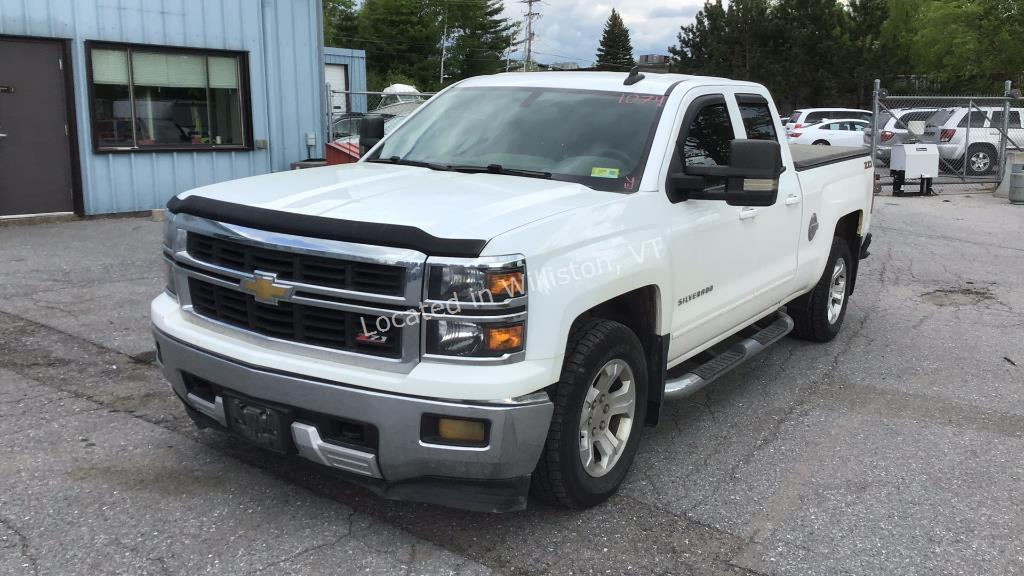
[664,312,794,401]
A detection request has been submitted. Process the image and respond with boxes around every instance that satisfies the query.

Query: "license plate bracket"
[223,395,293,454]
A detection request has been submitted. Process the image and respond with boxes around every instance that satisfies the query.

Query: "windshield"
[368,86,667,192]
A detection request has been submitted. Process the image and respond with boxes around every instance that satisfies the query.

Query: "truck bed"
[789,144,870,172]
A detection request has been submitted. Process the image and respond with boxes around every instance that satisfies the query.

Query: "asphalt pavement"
[0,190,1022,575]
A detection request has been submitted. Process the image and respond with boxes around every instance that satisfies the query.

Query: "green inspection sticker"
[591,167,621,179]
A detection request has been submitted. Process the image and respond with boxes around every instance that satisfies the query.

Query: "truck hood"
[178,163,613,246]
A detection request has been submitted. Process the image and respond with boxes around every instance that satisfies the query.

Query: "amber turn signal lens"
[486,324,524,352]
[438,418,487,443]
[487,271,525,298]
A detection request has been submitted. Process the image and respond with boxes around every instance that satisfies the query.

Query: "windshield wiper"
[449,164,553,180]
[366,156,453,172]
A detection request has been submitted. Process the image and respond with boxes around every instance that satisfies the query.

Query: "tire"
[813,140,831,146]
[790,237,852,342]
[965,144,997,175]
[531,319,648,508]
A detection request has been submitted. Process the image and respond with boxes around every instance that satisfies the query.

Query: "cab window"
[737,94,777,141]
[682,100,734,168]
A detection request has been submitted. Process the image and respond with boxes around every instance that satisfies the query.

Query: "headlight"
[423,255,527,361]
[162,215,179,298]
[162,215,177,250]
[426,256,526,303]
[164,257,177,297]
[425,319,525,358]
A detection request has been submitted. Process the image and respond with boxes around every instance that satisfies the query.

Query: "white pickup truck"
[153,71,874,512]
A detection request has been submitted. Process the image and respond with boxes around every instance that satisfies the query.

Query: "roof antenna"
[624,66,645,86]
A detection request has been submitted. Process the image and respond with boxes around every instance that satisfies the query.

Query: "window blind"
[92,49,129,85]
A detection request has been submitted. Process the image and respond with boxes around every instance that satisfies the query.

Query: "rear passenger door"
[735,94,802,306]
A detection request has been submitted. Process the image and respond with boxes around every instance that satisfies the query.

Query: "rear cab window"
[737,94,778,141]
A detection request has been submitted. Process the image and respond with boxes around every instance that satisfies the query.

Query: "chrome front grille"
[186,234,406,296]
[168,215,427,373]
[187,278,403,358]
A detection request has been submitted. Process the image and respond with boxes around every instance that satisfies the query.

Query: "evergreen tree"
[444,0,520,81]
[323,0,358,48]
[595,9,635,71]
[357,0,443,90]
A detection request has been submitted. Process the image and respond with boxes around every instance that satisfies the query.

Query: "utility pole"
[439,1,448,84]
[520,0,540,71]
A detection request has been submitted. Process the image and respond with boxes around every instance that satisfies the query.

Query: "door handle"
[739,207,759,220]
[0,133,7,139]
[785,194,801,206]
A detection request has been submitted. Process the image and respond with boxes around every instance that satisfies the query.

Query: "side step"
[663,312,794,401]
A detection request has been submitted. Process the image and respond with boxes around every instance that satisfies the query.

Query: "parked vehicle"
[788,119,869,147]
[920,106,1024,175]
[785,108,871,133]
[862,108,938,165]
[154,72,874,512]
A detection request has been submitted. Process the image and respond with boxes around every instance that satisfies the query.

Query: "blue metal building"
[0,0,361,217]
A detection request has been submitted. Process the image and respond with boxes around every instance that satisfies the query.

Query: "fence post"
[999,80,1012,182]
[871,79,881,171]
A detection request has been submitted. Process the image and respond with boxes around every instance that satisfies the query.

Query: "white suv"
[786,108,871,133]
[862,108,937,165]
[921,107,1024,175]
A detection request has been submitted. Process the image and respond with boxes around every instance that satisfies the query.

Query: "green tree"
[595,9,635,71]
[847,0,890,106]
[909,0,1024,92]
[357,0,443,90]
[323,0,358,47]
[443,0,520,82]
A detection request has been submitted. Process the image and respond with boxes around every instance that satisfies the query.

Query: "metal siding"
[0,0,325,214]
[324,47,367,113]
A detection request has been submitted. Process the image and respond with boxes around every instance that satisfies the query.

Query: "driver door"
[665,88,763,361]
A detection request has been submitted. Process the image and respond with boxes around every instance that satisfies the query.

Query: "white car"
[155,72,873,512]
[785,108,871,133]
[788,119,870,146]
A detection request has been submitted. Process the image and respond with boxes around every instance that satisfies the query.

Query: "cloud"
[500,0,700,66]
[648,6,701,19]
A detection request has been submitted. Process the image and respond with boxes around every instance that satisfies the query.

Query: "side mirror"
[359,115,387,156]
[671,139,784,207]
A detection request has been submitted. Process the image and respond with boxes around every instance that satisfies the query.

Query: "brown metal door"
[0,37,75,216]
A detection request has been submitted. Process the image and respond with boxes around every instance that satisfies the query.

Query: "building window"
[88,43,250,151]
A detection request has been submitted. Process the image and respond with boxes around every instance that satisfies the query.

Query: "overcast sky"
[498,1,702,67]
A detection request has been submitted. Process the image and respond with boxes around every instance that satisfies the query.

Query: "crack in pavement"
[246,509,358,575]
[0,515,39,576]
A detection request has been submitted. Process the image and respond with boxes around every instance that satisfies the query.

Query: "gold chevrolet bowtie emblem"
[240,272,293,305]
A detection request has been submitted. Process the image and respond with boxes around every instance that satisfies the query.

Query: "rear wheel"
[813,140,831,146]
[790,237,852,342]
[966,144,997,175]
[531,319,647,508]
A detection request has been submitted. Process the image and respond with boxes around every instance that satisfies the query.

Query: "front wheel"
[790,237,852,342]
[531,319,647,508]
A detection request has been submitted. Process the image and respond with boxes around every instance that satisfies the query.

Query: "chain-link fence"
[869,79,1022,195]
[325,86,436,144]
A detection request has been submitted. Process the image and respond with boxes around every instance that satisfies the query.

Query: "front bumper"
[154,328,554,512]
